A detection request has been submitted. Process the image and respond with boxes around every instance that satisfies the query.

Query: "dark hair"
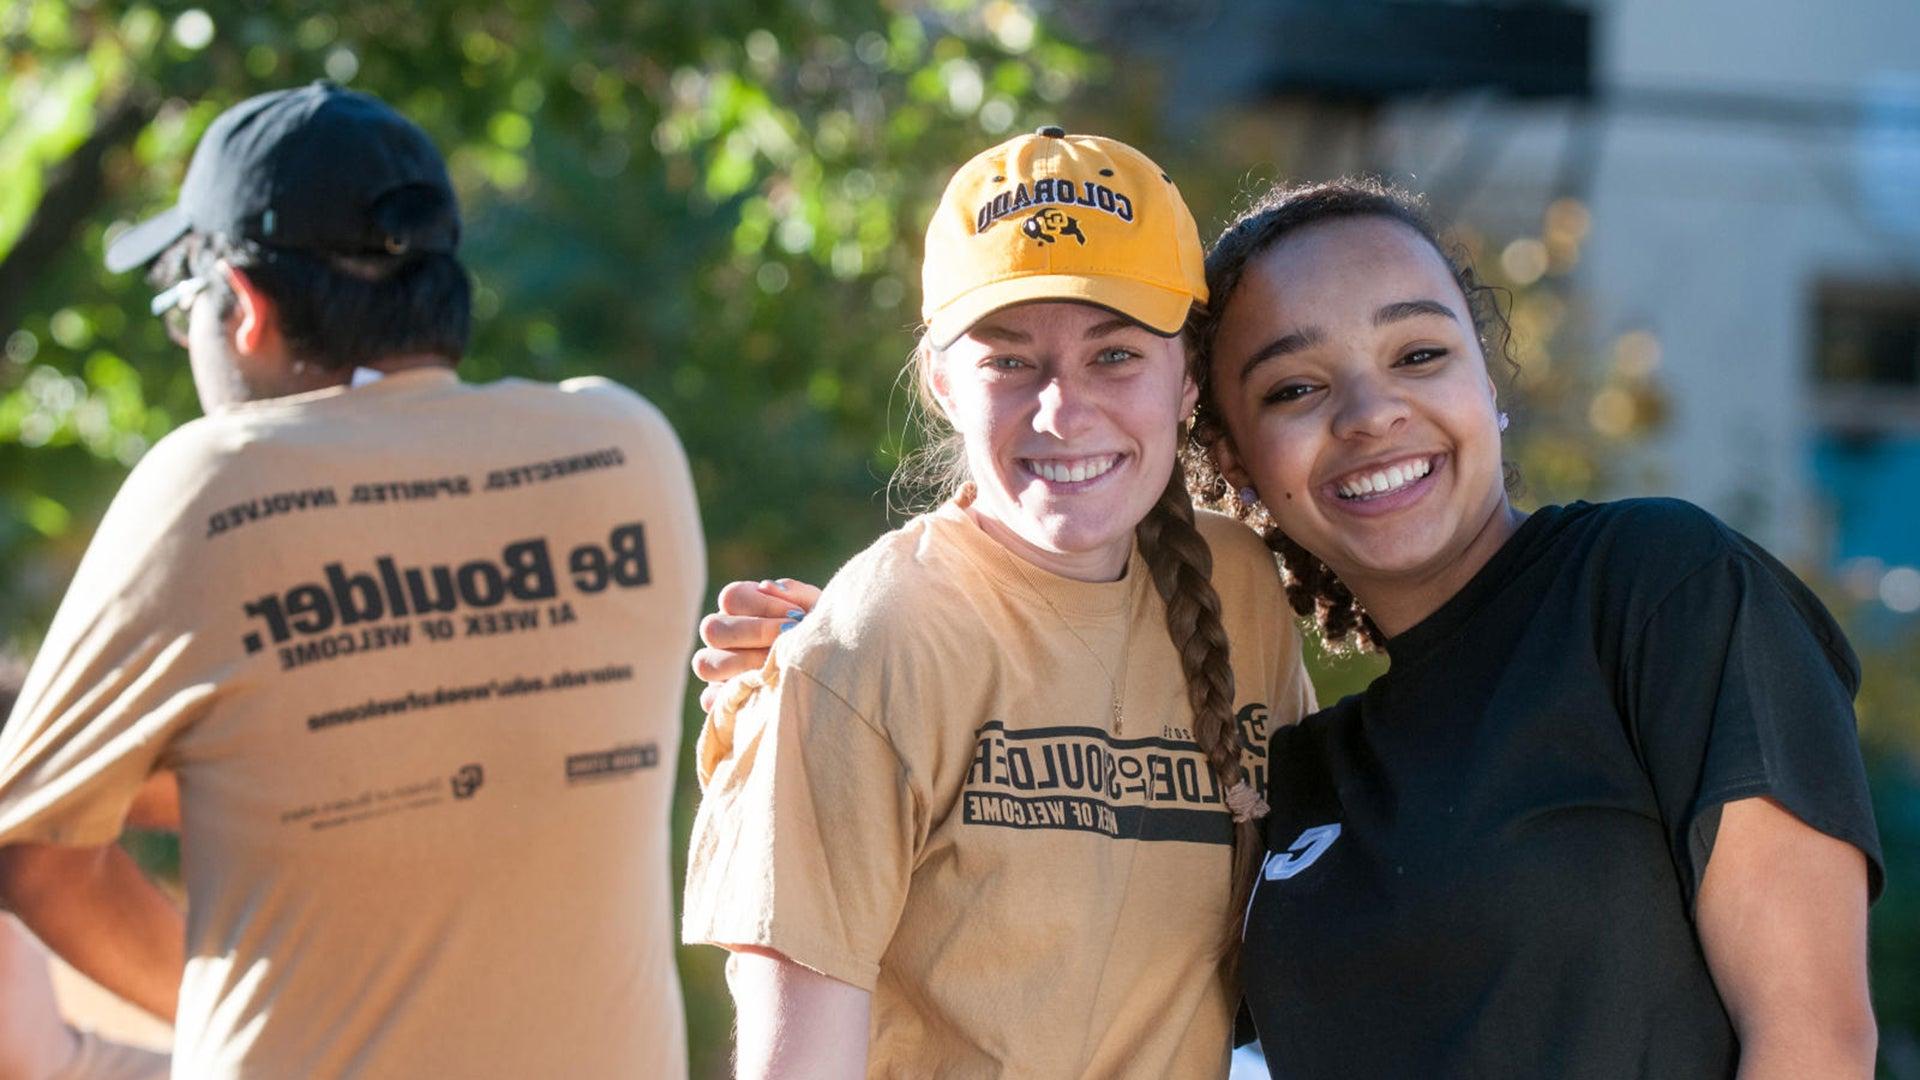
[148,231,471,372]
[1186,178,1517,653]
[899,322,1265,958]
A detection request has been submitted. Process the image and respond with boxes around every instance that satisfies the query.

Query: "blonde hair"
[884,337,968,519]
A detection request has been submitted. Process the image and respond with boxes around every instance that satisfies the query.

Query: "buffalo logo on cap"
[1022,208,1085,245]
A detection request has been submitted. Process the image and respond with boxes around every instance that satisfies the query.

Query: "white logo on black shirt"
[1242,824,1344,939]
[1265,824,1342,880]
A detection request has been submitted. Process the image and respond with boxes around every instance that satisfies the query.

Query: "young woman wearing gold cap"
[681,128,1313,1077]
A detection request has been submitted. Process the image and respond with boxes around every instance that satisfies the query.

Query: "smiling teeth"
[1337,457,1432,499]
[1029,455,1118,484]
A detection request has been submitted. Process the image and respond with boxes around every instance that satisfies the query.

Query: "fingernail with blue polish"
[786,609,805,620]
[779,621,798,633]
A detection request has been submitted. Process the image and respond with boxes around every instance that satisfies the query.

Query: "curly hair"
[1184,178,1518,653]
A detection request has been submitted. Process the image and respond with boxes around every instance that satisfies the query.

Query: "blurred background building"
[1111,0,1920,610]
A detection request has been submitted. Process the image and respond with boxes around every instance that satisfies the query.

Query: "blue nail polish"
[779,621,798,632]
[786,609,805,620]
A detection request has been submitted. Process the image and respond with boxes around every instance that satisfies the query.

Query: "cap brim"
[104,206,191,274]
[926,273,1195,349]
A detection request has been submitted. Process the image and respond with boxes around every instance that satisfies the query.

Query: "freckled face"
[1206,216,1506,591]
[933,300,1196,581]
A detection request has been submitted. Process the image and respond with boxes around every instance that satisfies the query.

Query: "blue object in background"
[1811,433,1920,568]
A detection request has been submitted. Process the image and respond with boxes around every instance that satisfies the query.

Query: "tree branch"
[0,88,159,335]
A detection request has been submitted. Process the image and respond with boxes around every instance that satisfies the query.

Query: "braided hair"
[1185,178,1518,653]
[1134,465,1260,962]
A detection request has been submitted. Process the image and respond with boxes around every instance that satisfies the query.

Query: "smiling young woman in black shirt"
[1192,179,1883,1078]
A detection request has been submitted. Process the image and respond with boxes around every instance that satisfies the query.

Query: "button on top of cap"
[1035,125,1067,138]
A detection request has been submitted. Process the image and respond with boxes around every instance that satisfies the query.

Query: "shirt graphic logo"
[565,743,659,784]
[961,717,1269,845]
[1236,702,1271,761]
[1263,823,1342,880]
[450,764,484,799]
[1022,208,1085,245]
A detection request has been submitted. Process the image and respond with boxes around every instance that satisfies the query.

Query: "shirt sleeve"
[1625,549,1884,908]
[0,432,234,848]
[682,657,921,991]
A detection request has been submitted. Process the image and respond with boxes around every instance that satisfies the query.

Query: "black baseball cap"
[105,81,460,273]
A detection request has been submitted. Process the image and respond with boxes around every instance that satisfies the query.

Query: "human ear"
[1210,432,1253,491]
[220,262,276,355]
[925,347,960,423]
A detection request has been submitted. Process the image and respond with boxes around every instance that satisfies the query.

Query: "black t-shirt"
[1241,499,1884,1079]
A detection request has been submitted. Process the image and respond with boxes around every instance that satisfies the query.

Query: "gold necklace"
[1006,556,1138,733]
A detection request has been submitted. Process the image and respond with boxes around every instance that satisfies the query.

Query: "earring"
[1238,486,1260,507]
[1498,411,1510,433]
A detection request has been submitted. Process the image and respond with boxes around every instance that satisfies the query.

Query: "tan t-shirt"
[0,368,703,1079]
[684,494,1312,1079]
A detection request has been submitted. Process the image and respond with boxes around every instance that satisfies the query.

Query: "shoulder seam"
[783,662,906,761]
[1625,545,1735,649]
[1626,538,1805,651]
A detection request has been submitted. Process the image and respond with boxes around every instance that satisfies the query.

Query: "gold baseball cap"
[921,127,1207,348]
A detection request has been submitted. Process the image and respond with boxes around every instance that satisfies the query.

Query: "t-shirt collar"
[221,364,460,415]
[933,485,1144,620]
[1382,504,1572,669]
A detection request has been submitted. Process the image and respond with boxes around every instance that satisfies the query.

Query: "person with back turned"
[0,82,703,1078]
